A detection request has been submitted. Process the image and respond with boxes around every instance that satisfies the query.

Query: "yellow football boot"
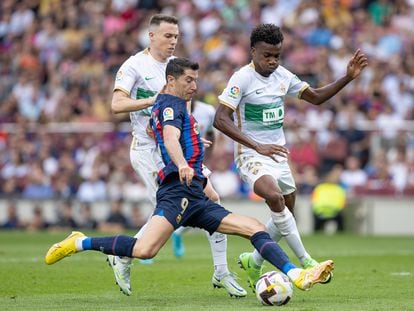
[45,231,85,265]
[293,260,334,291]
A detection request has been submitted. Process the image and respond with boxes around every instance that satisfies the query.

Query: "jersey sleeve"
[159,98,185,131]
[218,71,246,111]
[113,57,138,95]
[286,72,309,98]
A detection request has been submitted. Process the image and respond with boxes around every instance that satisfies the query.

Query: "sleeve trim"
[298,83,309,99]
[219,100,236,111]
[113,86,130,96]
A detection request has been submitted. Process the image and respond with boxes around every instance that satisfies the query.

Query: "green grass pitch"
[0,231,413,310]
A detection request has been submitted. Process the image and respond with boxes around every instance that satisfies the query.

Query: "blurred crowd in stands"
[1,198,148,231]
[1,0,414,230]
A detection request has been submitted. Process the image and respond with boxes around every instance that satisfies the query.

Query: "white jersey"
[192,100,215,137]
[218,62,309,158]
[114,48,173,146]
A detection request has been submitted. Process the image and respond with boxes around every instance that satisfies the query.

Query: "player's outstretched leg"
[207,231,246,297]
[249,231,334,291]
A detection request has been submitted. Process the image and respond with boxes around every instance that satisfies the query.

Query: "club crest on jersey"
[163,107,174,121]
[193,122,200,135]
[116,70,123,81]
[229,86,240,99]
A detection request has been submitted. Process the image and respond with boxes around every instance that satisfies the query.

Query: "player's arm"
[214,104,288,161]
[111,89,156,114]
[300,49,368,105]
[163,125,193,186]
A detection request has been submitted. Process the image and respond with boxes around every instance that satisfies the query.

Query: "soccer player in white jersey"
[109,14,246,297]
[214,23,367,291]
[172,100,217,255]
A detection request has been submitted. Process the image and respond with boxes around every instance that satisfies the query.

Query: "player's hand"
[201,137,212,148]
[146,122,155,140]
[148,95,157,107]
[178,165,194,186]
[346,49,368,79]
[255,144,289,162]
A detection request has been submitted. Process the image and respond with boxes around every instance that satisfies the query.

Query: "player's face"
[251,41,282,77]
[149,22,179,61]
[171,69,198,101]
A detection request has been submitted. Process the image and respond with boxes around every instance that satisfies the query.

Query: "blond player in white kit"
[108,14,246,298]
[214,23,367,291]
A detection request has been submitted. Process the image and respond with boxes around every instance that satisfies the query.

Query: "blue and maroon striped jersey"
[150,94,205,185]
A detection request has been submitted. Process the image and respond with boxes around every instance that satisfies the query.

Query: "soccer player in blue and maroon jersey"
[151,92,204,186]
[45,58,334,293]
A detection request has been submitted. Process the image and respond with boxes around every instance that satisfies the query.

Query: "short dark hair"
[250,24,284,48]
[149,14,178,27]
[166,58,199,79]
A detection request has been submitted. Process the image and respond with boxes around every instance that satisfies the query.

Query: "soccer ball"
[255,271,293,306]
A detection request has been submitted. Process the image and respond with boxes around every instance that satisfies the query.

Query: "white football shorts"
[236,153,296,195]
[130,138,164,207]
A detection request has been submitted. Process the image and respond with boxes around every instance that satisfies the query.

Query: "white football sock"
[206,230,229,277]
[286,268,302,281]
[75,237,87,251]
[271,207,311,265]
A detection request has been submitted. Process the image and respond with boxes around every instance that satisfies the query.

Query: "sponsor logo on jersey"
[229,86,240,99]
[145,76,155,81]
[163,107,174,121]
[256,89,264,94]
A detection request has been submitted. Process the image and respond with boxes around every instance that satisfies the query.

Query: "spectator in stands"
[127,202,147,230]
[78,202,98,230]
[294,164,319,195]
[52,200,78,230]
[209,157,241,199]
[340,155,368,193]
[99,198,128,233]
[76,169,107,202]
[27,205,48,231]
[1,200,21,229]
[289,129,320,170]
[319,121,348,174]
[312,165,346,233]
[22,161,54,200]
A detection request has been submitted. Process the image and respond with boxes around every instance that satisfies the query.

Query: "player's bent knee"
[132,243,157,259]
[266,192,285,211]
[135,248,156,259]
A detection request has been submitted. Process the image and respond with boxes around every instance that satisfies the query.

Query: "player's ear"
[251,46,256,58]
[166,75,175,85]
[148,30,155,42]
